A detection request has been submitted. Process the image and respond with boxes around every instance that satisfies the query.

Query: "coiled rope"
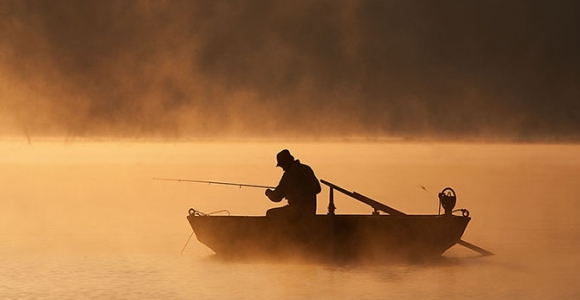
[452,208,470,217]
[188,208,231,216]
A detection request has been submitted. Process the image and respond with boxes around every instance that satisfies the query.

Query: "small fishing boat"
[186,179,488,262]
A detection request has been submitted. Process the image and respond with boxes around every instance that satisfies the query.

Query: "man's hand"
[265,189,273,198]
[265,188,281,202]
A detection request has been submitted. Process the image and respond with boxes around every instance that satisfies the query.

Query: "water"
[1,141,579,299]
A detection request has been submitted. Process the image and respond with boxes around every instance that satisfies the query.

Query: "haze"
[1,1,578,141]
[2,141,580,299]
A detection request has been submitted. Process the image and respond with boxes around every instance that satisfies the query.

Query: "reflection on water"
[1,141,579,299]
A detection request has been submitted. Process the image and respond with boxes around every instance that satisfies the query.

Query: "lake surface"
[1,140,579,299]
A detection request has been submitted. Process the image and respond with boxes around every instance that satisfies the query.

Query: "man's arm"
[265,173,289,202]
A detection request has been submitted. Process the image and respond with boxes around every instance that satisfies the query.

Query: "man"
[265,149,321,218]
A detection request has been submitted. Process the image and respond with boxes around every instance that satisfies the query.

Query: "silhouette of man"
[265,149,321,218]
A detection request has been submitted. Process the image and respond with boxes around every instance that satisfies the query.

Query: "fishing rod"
[153,178,275,189]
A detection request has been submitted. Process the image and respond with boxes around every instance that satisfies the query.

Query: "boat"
[186,179,484,262]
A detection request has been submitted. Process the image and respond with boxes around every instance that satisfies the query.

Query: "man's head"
[276,149,295,170]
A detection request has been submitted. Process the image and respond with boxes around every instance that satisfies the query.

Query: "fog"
[2,141,580,299]
[1,0,579,141]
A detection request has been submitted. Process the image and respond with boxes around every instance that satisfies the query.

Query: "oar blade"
[457,239,494,256]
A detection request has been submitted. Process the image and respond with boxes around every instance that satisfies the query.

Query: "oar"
[320,179,494,256]
[457,240,494,256]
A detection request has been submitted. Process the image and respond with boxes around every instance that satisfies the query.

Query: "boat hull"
[187,214,470,262]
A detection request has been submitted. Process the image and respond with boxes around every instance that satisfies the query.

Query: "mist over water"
[1,1,579,140]
[1,1,579,298]
[1,141,579,299]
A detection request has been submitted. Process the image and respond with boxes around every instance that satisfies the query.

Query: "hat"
[276,149,294,167]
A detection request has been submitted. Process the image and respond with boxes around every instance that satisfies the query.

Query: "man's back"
[265,150,321,218]
[280,160,321,208]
